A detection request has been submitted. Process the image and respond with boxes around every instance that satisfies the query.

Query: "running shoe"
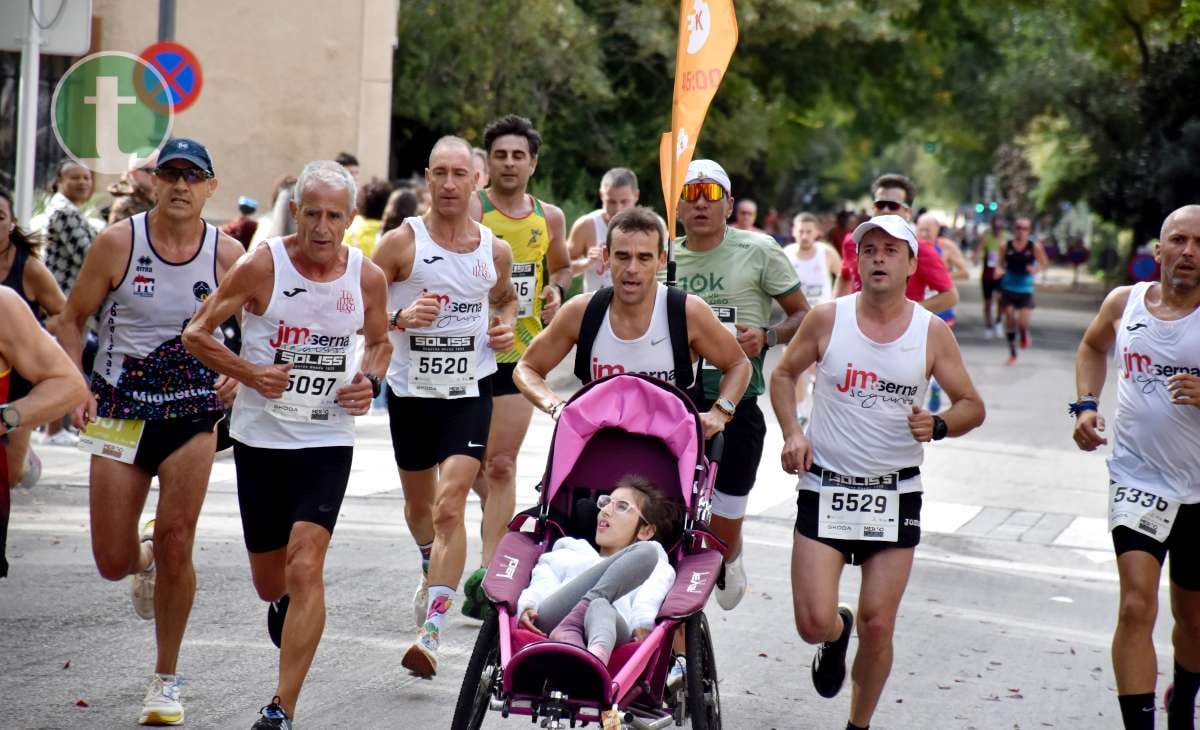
[15,449,41,490]
[993,321,1004,337]
[132,519,156,620]
[401,627,439,678]
[139,673,183,726]
[715,553,747,611]
[412,573,429,629]
[1019,330,1031,349]
[982,325,995,340]
[43,428,80,447]
[461,566,489,620]
[1006,354,1018,366]
[251,696,292,729]
[267,594,289,649]
[811,605,854,699]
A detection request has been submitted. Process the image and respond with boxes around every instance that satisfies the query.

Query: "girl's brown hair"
[613,474,680,547]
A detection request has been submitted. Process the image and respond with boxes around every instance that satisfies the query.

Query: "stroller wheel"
[685,611,722,730]
[451,611,501,730]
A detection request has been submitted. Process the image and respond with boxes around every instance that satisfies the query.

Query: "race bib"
[803,283,826,300]
[266,346,348,423]
[1108,482,1179,543]
[78,417,145,464]
[409,334,479,398]
[703,305,737,370]
[816,469,901,542]
[985,251,998,268]
[512,262,537,318]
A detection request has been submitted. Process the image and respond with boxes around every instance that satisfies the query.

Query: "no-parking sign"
[138,41,203,113]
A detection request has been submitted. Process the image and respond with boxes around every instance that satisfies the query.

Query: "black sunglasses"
[154,167,211,184]
[873,200,906,212]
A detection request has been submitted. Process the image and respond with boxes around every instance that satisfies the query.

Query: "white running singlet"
[588,283,676,382]
[230,238,364,448]
[93,212,223,420]
[790,244,834,305]
[582,210,613,292]
[387,216,498,398]
[1108,281,1200,503]
[804,294,931,493]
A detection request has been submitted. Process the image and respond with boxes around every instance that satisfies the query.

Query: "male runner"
[515,205,750,432]
[1000,217,1050,364]
[771,215,985,730]
[833,174,958,318]
[1072,205,1200,730]
[973,216,1007,338]
[568,167,641,292]
[732,198,765,233]
[0,287,88,578]
[374,136,517,677]
[783,212,841,426]
[57,138,243,725]
[183,160,391,728]
[464,115,570,616]
[671,159,810,609]
[914,212,970,412]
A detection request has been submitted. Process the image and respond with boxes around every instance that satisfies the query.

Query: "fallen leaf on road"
[75,699,89,707]
[62,660,71,669]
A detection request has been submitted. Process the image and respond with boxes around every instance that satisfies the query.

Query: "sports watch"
[0,404,21,433]
[365,374,383,399]
[763,327,778,348]
[714,397,737,419]
[931,415,948,441]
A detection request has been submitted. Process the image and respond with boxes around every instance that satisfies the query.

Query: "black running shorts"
[999,288,1035,310]
[1112,500,1200,592]
[387,377,493,471]
[695,397,766,498]
[795,489,923,566]
[486,362,521,397]
[133,412,223,476]
[980,270,999,299]
[233,441,353,553]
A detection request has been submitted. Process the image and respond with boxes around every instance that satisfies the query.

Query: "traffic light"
[988,201,999,211]
[975,203,985,213]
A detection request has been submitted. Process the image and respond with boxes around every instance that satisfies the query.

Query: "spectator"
[335,152,360,180]
[343,178,392,257]
[471,147,489,190]
[107,150,158,224]
[221,196,260,250]
[40,160,97,295]
[381,186,419,234]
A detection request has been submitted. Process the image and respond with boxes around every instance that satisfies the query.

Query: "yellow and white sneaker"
[139,673,183,725]
[131,519,156,620]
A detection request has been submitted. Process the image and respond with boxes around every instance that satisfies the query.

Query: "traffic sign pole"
[14,0,41,224]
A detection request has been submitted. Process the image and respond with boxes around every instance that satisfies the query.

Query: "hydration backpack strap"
[666,286,694,392]
[574,288,614,384]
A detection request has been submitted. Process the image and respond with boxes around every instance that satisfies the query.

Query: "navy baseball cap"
[157,138,214,177]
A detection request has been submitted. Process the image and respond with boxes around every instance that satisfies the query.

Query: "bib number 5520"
[418,357,469,375]
[830,492,888,513]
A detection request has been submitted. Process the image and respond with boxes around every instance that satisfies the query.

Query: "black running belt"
[807,463,921,482]
[573,285,694,391]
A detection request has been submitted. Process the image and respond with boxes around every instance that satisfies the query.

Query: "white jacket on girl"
[516,537,676,631]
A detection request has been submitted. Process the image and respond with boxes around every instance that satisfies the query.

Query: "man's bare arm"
[358,260,393,379]
[182,246,273,384]
[770,288,811,344]
[686,295,750,406]
[513,296,588,413]
[926,319,985,437]
[544,203,572,290]
[57,224,130,369]
[0,288,88,433]
[769,304,833,437]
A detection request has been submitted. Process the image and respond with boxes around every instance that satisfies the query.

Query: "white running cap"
[684,159,731,195]
[852,214,919,256]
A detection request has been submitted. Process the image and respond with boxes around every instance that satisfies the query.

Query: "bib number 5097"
[830,492,888,513]
[1113,485,1169,512]
[286,374,337,396]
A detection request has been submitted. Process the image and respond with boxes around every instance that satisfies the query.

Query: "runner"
[1000,217,1050,364]
[182,160,391,728]
[1072,205,1200,730]
[568,167,641,293]
[0,187,67,491]
[783,212,840,427]
[56,138,243,726]
[732,198,765,233]
[514,205,750,431]
[464,115,571,617]
[373,135,517,677]
[670,159,810,610]
[771,214,985,730]
[0,287,88,579]
[914,212,970,412]
[973,216,1006,338]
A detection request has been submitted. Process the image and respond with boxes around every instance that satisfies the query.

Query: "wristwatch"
[714,397,737,419]
[0,404,21,433]
[931,415,948,441]
[763,327,778,348]
[365,373,383,399]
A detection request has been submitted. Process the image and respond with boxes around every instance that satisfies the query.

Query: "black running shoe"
[251,696,292,729]
[267,595,289,649]
[812,605,854,698]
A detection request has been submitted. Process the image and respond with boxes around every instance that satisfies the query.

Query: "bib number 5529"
[830,492,888,513]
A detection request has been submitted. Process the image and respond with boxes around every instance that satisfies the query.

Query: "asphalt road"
[1,270,1178,729]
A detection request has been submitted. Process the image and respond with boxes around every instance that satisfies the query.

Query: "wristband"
[554,284,567,301]
[365,373,383,399]
[1068,400,1098,416]
[931,415,948,441]
[390,309,405,331]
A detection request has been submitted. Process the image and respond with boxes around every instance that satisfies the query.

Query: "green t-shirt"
[980,232,1003,269]
[664,226,801,399]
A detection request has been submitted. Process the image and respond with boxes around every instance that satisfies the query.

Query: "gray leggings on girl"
[533,541,660,651]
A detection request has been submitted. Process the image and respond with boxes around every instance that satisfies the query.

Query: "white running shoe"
[43,429,80,447]
[132,519,156,620]
[715,553,747,610]
[139,673,184,725]
[982,325,995,340]
[993,321,1004,337]
[412,573,429,629]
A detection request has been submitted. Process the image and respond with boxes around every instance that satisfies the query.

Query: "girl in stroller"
[516,474,679,665]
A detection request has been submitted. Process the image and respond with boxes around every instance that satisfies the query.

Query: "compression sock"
[1117,693,1155,730]
[846,723,869,730]
[1006,331,1017,357]
[421,585,455,648]
[417,541,433,575]
[1169,662,1200,729]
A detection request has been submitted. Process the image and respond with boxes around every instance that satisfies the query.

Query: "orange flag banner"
[660,0,739,239]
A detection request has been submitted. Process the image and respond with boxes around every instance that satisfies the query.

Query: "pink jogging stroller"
[451,373,726,730]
